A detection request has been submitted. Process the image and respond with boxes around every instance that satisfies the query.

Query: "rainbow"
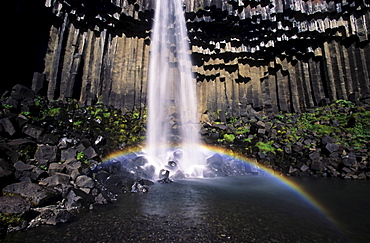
[102,144,338,226]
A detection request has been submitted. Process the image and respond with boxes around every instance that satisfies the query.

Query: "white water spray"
[146,0,205,177]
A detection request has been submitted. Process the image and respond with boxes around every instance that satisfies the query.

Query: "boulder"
[0,158,14,185]
[0,196,31,216]
[324,143,339,154]
[0,118,16,136]
[13,161,34,172]
[300,164,309,172]
[84,146,98,160]
[29,206,74,227]
[48,163,66,175]
[22,124,44,140]
[206,153,223,168]
[321,135,335,144]
[75,175,95,189]
[310,160,324,171]
[10,84,35,101]
[342,153,356,167]
[41,173,70,187]
[34,145,58,166]
[172,169,186,179]
[309,151,321,161]
[6,138,36,147]
[130,181,149,193]
[94,171,110,182]
[61,148,78,163]
[13,161,35,181]
[95,193,108,204]
[40,134,60,145]
[65,189,94,210]
[3,181,60,206]
[103,173,135,194]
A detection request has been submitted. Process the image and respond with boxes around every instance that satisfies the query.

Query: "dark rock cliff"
[6,0,370,115]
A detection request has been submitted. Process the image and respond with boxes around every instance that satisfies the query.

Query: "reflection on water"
[4,177,369,242]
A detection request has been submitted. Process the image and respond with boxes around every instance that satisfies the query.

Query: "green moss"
[236,127,250,134]
[47,107,61,116]
[0,213,22,225]
[255,141,276,154]
[223,134,235,143]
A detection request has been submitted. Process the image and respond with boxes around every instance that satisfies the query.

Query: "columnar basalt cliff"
[11,0,370,115]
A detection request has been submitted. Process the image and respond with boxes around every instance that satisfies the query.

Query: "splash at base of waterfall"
[103,145,261,182]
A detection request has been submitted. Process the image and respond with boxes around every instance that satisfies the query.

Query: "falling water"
[146,0,204,177]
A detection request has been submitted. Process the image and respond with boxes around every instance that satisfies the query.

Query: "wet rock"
[40,134,59,145]
[95,193,108,204]
[300,164,309,172]
[257,128,266,136]
[0,118,16,136]
[288,165,298,174]
[133,165,155,180]
[103,173,135,194]
[0,158,14,186]
[15,115,29,128]
[324,143,339,154]
[64,160,82,177]
[206,153,223,168]
[58,137,75,149]
[41,173,70,187]
[14,161,35,181]
[34,145,58,166]
[143,165,155,179]
[167,161,177,168]
[159,169,170,180]
[6,138,36,147]
[84,146,98,160]
[48,163,66,175]
[133,156,148,167]
[75,175,95,189]
[22,124,44,140]
[0,196,31,216]
[61,148,78,163]
[94,171,110,182]
[203,168,216,178]
[31,167,48,182]
[30,206,74,226]
[3,181,60,206]
[172,170,186,179]
[357,172,366,180]
[13,161,34,180]
[342,153,356,167]
[130,182,149,193]
[310,160,324,171]
[309,151,321,161]
[321,135,335,145]
[65,188,94,210]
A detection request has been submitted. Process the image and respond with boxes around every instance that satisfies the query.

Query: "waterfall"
[146,0,205,177]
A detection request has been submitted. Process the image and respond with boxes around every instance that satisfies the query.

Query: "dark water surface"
[4,176,370,243]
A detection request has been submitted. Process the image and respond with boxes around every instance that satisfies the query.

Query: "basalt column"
[30,0,370,115]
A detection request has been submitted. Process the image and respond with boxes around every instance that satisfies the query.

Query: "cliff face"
[20,0,370,115]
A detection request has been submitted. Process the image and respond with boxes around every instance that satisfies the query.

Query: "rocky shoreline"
[0,84,369,238]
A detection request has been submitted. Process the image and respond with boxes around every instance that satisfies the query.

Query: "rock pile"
[201,95,370,180]
[0,85,147,237]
